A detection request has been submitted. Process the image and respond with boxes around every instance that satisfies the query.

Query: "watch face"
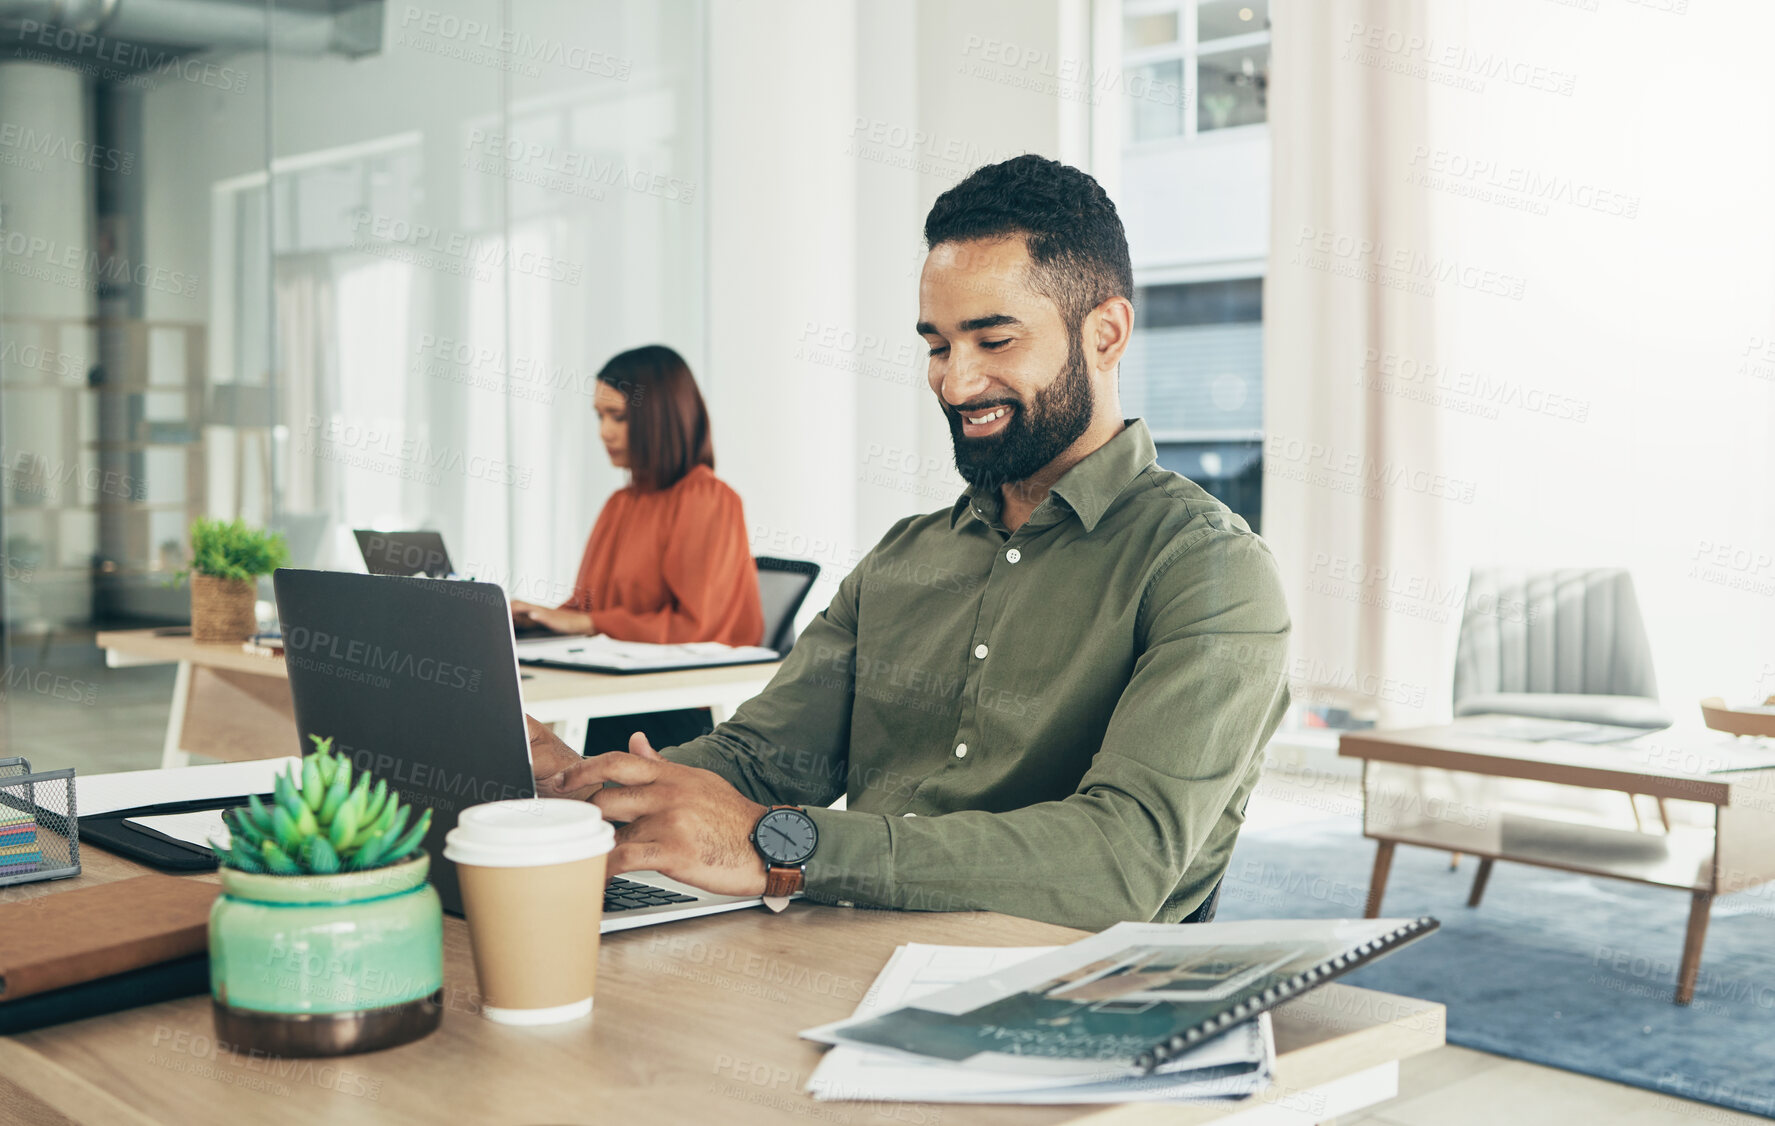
[754,808,818,866]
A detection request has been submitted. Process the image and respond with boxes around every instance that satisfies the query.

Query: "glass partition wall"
[0,1,707,773]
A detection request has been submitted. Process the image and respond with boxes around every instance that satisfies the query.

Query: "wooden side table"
[1340,720,1775,1004]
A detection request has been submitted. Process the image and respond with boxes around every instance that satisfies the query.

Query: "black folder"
[77,794,270,873]
[0,953,210,1034]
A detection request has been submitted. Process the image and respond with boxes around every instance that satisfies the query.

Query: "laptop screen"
[354,530,454,579]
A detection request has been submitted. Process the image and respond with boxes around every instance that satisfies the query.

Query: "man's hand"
[526,715,601,802]
[511,600,594,635]
[558,733,770,897]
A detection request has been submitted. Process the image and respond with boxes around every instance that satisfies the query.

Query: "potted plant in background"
[208,736,442,1057]
[181,517,290,642]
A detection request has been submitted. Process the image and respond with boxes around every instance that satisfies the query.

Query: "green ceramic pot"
[209,853,444,1057]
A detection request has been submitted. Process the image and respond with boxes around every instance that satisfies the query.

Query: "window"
[1121,278,1264,530]
[1124,0,1271,142]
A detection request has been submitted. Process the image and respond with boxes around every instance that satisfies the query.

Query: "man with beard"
[525,155,1291,929]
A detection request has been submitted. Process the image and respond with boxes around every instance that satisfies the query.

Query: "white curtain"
[1264,0,1454,726]
[274,259,336,523]
[1266,0,1775,726]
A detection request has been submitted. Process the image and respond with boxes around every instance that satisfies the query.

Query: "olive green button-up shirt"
[664,419,1291,930]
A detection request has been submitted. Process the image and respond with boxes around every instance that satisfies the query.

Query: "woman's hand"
[511,601,594,635]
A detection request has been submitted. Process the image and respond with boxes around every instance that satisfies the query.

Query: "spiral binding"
[1133,916,1440,1073]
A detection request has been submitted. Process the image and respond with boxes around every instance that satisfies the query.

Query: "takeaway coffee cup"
[443,798,615,1025]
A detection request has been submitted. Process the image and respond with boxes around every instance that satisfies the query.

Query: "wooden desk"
[96,630,782,769]
[0,847,1443,1126]
[1340,718,1775,1004]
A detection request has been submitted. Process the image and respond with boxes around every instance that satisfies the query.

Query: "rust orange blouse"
[559,465,764,647]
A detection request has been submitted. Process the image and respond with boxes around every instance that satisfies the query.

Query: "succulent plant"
[211,735,432,875]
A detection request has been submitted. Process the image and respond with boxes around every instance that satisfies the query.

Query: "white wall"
[1123,130,1269,276]
[702,1,860,602]
[1430,0,1775,715]
[708,0,1081,619]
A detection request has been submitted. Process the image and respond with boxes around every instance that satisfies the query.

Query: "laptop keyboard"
[604,876,699,913]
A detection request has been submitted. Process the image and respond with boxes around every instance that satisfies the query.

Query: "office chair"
[583,556,823,755]
[755,556,821,655]
[1182,879,1221,924]
[1449,568,1674,889]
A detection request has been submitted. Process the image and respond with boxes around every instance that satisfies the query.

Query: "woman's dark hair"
[596,345,714,491]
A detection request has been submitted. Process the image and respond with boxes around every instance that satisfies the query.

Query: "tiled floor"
[2,630,174,775]
[2,657,1757,1124]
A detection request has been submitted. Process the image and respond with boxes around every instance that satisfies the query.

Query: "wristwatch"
[750,805,818,913]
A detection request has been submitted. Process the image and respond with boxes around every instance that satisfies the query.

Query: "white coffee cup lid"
[443,799,615,868]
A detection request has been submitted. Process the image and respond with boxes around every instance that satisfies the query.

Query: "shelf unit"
[2,316,207,632]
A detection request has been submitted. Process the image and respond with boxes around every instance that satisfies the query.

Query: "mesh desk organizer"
[0,757,79,887]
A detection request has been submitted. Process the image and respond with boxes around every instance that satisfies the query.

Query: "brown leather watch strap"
[763,866,805,899]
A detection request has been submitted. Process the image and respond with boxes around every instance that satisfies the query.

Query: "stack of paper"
[800,944,1275,1105]
[799,918,1439,1106]
[76,757,299,818]
[123,809,234,851]
[515,635,778,672]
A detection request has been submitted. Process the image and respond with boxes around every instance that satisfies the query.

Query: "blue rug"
[1217,819,1775,1118]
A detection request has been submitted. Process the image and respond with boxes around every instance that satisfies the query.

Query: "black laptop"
[274,569,531,913]
[353,529,454,579]
[352,529,560,639]
[272,569,765,928]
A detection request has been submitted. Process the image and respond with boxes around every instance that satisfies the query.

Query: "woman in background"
[513,344,763,749]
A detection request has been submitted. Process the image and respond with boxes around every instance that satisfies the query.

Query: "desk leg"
[1676,891,1713,1005]
[1364,841,1395,919]
[1467,857,1494,907]
[159,660,193,769]
[551,720,587,755]
[709,698,743,726]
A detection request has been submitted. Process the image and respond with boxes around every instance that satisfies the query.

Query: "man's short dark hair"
[923,154,1134,336]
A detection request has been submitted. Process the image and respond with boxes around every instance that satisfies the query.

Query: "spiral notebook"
[803,917,1439,1077]
[804,944,1276,1104]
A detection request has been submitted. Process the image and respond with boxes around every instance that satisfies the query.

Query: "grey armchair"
[1448,568,1676,881]
[1453,568,1673,731]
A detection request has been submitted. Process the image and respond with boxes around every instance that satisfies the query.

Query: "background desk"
[96,629,782,768]
[0,847,1444,1126]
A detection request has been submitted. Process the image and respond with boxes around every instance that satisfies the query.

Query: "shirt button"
[1006,548,1021,563]
[902,812,917,818]
[955,743,968,758]
[973,643,988,659]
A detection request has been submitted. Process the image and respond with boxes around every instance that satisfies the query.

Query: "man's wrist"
[737,800,769,895]
[798,807,892,907]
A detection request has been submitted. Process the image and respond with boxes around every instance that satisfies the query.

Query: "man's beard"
[945,334,1094,494]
